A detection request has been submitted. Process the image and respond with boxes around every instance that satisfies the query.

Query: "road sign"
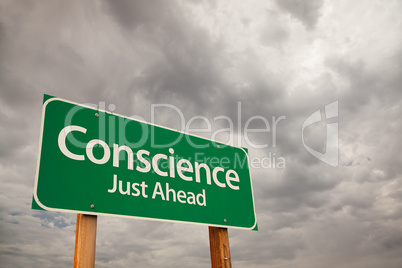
[33,95,257,230]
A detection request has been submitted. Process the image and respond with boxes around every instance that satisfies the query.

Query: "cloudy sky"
[1,0,402,267]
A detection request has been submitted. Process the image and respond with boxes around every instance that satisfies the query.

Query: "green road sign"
[33,95,257,230]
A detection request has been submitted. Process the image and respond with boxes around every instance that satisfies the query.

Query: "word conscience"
[57,125,241,192]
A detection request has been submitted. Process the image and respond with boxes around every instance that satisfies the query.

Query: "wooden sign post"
[74,214,98,268]
[209,226,232,268]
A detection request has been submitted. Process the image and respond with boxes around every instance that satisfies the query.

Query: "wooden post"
[74,214,98,268]
[209,226,232,268]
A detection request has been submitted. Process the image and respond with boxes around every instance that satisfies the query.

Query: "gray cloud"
[275,0,324,30]
[259,9,290,48]
[1,0,402,267]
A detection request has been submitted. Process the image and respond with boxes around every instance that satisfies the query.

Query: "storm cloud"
[1,0,402,267]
